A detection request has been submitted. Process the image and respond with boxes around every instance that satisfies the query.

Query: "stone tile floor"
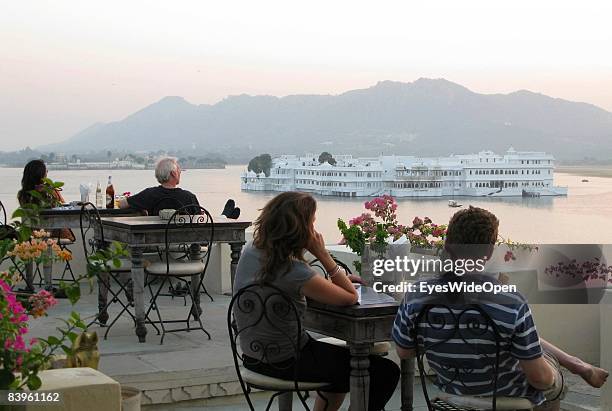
[142,374,599,411]
[27,285,603,410]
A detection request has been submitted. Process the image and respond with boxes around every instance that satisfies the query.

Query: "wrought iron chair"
[413,303,536,411]
[146,196,189,304]
[30,226,77,288]
[55,232,77,283]
[228,282,333,411]
[34,231,77,286]
[308,257,391,356]
[308,256,352,281]
[0,200,26,288]
[144,205,214,344]
[80,202,158,338]
[148,197,215,303]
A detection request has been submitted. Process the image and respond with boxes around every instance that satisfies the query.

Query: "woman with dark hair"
[234,192,399,411]
[17,159,74,241]
[18,159,52,206]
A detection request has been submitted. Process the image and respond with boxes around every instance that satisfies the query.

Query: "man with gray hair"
[119,157,200,215]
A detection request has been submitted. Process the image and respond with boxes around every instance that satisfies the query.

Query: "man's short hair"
[155,157,178,184]
[444,206,499,259]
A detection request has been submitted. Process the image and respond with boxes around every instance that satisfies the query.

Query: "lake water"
[1,165,611,244]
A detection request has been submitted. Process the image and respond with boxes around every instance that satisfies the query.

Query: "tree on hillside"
[318,151,336,165]
[248,154,272,177]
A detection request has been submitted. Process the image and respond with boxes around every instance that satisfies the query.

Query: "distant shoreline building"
[46,159,146,170]
[241,148,568,197]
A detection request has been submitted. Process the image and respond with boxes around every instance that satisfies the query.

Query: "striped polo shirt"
[392,273,545,405]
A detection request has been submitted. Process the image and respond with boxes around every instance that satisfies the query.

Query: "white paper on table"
[354,284,396,305]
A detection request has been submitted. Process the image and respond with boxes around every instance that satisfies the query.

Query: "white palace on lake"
[240,148,568,198]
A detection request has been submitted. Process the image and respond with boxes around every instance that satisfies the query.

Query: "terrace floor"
[27,284,602,411]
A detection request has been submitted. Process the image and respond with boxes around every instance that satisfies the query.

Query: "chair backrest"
[160,205,214,275]
[0,200,6,226]
[308,256,352,279]
[79,202,104,266]
[412,303,502,411]
[228,282,305,395]
[0,200,19,242]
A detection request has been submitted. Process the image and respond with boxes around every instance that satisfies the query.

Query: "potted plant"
[337,195,447,281]
[1,179,128,392]
[0,231,87,390]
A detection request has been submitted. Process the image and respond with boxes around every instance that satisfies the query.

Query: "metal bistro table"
[303,299,415,411]
[34,207,140,289]
[98,215,251,343]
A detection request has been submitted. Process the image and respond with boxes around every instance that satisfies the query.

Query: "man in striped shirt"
[392,206,608,410]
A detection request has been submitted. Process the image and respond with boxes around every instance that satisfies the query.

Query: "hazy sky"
[1,0,611,151]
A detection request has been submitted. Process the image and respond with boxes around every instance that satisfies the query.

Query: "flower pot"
[121,386,141,411]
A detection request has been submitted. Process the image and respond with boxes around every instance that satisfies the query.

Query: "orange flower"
[32,229,50,239]
[57,250,72,261]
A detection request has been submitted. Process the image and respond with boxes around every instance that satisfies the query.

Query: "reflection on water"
[396,195,556,210]
[1,166,612,243]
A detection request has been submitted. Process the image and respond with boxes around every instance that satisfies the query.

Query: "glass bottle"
[95,181,103,208]
[105,176,115,209]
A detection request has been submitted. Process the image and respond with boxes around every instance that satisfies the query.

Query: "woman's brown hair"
[252,192,317,283]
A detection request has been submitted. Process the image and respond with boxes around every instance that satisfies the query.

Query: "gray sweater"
[233,242,316,363]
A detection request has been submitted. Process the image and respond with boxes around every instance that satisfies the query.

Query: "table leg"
[97,271,110,325]
[189,243,202,317]
[401,358,415,411]
[229,241,245,292]
[25,261,35,292]
[95,240,111,325]
[278,392,293,411]
[349,343,370,411]
[130,245,147,343]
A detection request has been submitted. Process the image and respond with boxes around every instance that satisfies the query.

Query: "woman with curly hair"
[233,191,399,411]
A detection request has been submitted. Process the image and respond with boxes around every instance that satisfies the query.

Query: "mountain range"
[40,78,612,160]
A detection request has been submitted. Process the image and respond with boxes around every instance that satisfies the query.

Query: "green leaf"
[11,208,26,218]
[61,345,73,355]
[47,336,61,346]
[27,374,42,390]
[65,285,81,305]
[67,332,78,343]
[19,227,32,242]
[112,257,121,268]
